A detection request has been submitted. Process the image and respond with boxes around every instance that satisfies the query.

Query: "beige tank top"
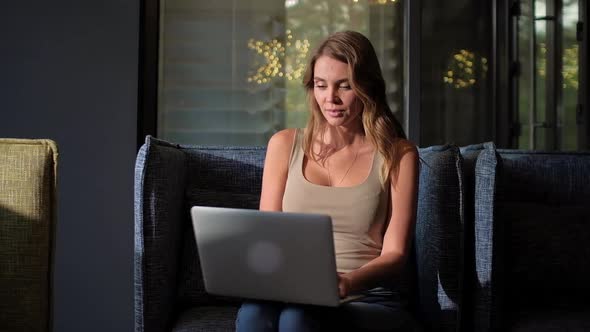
[282,129,390,273]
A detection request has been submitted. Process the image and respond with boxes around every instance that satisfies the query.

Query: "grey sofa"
[135,136,465,332]
[134,135,590,332]
[465,149,590,331]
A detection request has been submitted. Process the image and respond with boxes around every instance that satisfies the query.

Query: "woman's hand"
[338,273,352,298]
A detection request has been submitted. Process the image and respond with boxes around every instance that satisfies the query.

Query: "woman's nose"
[326,87,339,102]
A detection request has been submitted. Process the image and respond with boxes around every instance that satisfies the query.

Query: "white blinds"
[158,0,286,145]
[158,0,404,146]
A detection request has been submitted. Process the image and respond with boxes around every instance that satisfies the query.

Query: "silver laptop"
[190,206,363,307]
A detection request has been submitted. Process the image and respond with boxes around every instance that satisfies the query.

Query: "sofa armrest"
[414,145,464,332]
[134,136,187,332]
[472,143,500,331]
[460,142,500,331]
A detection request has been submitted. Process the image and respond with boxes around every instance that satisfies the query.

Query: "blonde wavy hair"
[302,30,409,184]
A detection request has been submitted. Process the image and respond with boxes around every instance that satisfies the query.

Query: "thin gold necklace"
[326,138,363,187]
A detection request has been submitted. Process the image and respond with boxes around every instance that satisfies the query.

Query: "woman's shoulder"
[265,129,300,171]
[391,138,418,156]
[267,128,298,150]
[382,138,418,172]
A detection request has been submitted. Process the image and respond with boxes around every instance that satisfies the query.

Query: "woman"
[236,30,419,331]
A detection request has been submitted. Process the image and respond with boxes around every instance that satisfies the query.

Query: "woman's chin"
[325,119,346,127]
[323,115,346,126]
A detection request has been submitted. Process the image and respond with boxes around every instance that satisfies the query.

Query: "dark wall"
[1,1,138,331]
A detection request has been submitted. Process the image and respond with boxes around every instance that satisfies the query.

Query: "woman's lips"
[326,109,344,117]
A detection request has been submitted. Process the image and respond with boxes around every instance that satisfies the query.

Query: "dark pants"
[235,288,420,332]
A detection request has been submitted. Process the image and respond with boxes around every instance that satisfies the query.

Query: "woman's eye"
[315,84,326,89]
[339,85,351,89]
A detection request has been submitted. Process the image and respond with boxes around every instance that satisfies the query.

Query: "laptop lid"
[190,206,343,307]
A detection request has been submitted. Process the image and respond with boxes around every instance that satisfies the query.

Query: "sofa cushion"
[172,306,239,332]
[414,145,464,332]
[0,138,57,332]
[510,307,590,332]
[176,146,266,308]
[496,151,590,314]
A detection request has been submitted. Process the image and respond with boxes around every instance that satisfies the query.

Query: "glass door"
[419,0,494,146]
[514,0,583,150]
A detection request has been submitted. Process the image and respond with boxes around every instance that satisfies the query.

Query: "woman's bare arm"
[259,129,296,212]
[339,144,419,296]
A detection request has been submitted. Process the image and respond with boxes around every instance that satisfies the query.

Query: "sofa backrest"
[176,146,266,308]
[495,150,590,311]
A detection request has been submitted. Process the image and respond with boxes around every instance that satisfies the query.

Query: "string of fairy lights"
[247,38,577,90]
[443,49,488,89]
[539,43,579,89]
[247,30,309,85]
[443,45,578,90]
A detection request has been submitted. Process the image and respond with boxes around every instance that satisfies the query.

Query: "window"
[157,0,404,146]
[419,0,494,146]
[514,0,583,150]
[141,0,589,150]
